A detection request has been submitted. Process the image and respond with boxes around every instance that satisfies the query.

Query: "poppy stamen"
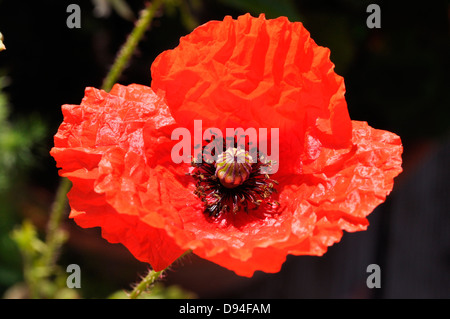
[191,144,279,217]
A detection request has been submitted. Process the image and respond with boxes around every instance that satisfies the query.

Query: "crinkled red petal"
[151,13,353,175]
[51,84,186,270]
[168,121,402,277]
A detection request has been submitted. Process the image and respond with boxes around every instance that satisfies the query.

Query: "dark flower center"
[190,141,279,217]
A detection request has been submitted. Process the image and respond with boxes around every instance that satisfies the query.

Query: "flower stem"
[101,0,164,92]
[128,269,165,299]
[128,250,192,299]
[42,177,71,270]
[47,178,71,239]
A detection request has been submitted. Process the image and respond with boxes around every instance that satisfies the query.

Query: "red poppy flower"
[51,14,402,277]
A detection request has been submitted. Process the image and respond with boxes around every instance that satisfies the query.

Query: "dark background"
[0,0,449,298]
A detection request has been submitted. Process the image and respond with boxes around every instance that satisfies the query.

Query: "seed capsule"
[215,148,252,188]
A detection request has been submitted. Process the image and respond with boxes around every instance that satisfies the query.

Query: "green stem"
[42,177,71,272]
[128,250,191,299]
[46,178,71,242]
[101,0,165,92]
[128,269,165,299]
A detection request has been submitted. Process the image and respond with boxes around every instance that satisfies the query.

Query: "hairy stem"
[101,0,164,92]
[42,177,71,272]
[128,269,165,299]
[128,250,191,299]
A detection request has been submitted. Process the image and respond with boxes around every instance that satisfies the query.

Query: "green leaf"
[11,220,46,257]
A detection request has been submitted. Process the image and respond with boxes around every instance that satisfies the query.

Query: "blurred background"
[0,0,448,298]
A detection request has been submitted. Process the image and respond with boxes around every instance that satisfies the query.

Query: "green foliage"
[0,75,46,192]
[8,220,76,299]
[0,74,47,297]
